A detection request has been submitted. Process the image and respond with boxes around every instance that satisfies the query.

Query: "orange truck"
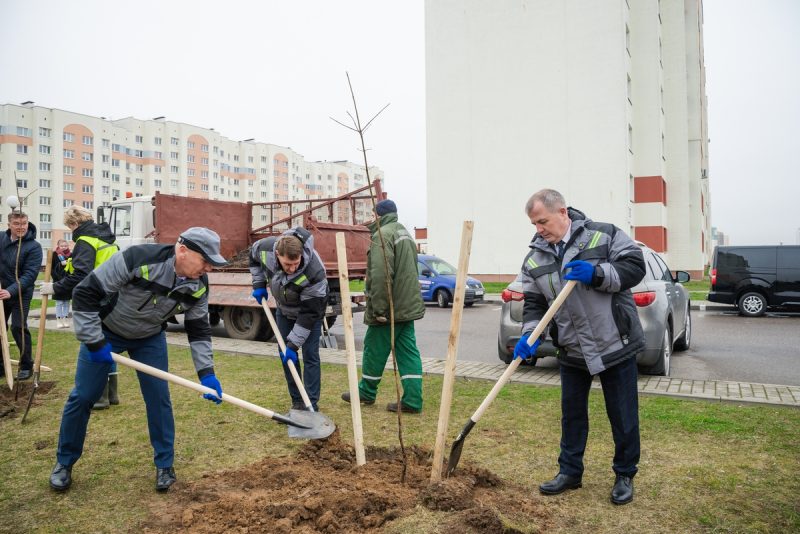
[97,180,384,341]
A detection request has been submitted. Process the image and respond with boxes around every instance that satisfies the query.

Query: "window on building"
[187,141,195,149]
[16,126,31,136]
[135,178,143,187]
[16,144,28,154]
[102,170,110,179]
[82,135,93,145]
[112,173,120,183]
[82,168,93,178]
[154,151,162,159]
[39,144,51,154]
[39,179,51,188]
[135,164,143,172]
[135,135,143,144]
[40,231,52,239]
[102,138,110,148]
[112,159,120,167]
[188,182,196,191]
[170,137,179,145]
[170,151,178,159]
[102,154,110,163]
[63,165,74,175]
[63,132,74,142]
[63,200,72,208]
[64,149,74,159]
[39,127,51,137]
[187,154,195,163]
[40,213,51,222]
[82,152,93,161]
[170,179,179,187]
[154,179,162,188]
[201,184,208,192]
[39,162,51,172]
[187,169,195,177]
[154,137,162,145]
[64,182,75,192]
[102,186,109,194]
[17,178,28,189]
[82,201,93,209]
[82,185,93,193]
[112,189,120,197]
[154,165,162,173]
[170,165,178,173]
[201,170,208,178]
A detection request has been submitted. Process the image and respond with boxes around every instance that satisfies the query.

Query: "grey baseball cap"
[178,227,228,267]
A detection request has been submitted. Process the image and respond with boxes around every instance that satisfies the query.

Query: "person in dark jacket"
[41,205,120,408]
[514,189,646,505]
[0,211,43,381]
[51,239,72,329]
[249,227,328,411]
[49,227,226,494]
[342,199,426,414]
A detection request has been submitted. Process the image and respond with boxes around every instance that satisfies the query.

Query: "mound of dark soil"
[0,381,56,419]
[141,431,550,533]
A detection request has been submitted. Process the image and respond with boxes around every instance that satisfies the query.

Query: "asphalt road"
[329,303,800,386]
[170,301,800,386]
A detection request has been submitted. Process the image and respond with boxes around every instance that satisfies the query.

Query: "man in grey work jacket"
[49,227,227,493]
[249,227,328,411]
[513,189,646,505]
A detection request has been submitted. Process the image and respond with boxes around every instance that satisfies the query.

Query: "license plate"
[475,289,484,296]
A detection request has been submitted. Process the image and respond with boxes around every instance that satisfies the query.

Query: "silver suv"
[497,243,691,376]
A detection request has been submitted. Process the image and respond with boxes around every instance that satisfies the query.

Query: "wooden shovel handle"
[260,301,314,411]
[0,281,14,389]
[33,249,54,375]
[469,280,578,424]
[111,352,281,419]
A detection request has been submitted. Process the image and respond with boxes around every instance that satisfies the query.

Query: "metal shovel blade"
[287,409,336,439]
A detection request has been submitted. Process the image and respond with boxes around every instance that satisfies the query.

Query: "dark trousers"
[275,309,321,409]
[3,297,32,369]
[558,356,640,478]
[56,330,175,468]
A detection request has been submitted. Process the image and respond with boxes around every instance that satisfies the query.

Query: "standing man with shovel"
[249,228,328,412]
[49,227,227,493]
[517,189,646,505]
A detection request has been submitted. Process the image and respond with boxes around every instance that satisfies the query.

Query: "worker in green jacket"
[341,199,426,413]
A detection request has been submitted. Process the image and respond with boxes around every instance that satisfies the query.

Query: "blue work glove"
[513,332,542,361]
[251,287,268,304]
[200,374,223,404]
[564,260,595,285]
[88,342,114,364]
[279,347,299,367]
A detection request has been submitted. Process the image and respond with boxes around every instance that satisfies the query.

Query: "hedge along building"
[425,0,710,280]
[0,102,382,247]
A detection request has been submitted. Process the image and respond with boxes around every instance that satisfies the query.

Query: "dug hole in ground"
[140,430,551,533]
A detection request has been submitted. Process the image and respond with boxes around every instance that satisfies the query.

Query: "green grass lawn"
[1,329,798,533]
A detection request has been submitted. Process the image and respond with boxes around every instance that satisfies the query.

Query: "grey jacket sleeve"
[249,240,269,289]
[593,228,646,293]
[517,262,548,336]
[183,291,215,377]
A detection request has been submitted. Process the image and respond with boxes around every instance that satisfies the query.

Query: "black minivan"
[708,245,800,316]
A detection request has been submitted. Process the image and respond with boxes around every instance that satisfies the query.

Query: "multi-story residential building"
[425,0,711,278]
[0,103,382,246]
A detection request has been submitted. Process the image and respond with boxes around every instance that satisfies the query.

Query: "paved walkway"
[165,332,800,408]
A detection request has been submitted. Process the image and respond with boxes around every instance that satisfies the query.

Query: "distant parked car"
[497,242,691,376]
[417,254,485,308]
[708,245,800,317]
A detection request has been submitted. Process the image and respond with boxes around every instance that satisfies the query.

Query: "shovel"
[111,352,311,429]
[22,249,53,423]
[446,280,577,476]
[260,301,335,439]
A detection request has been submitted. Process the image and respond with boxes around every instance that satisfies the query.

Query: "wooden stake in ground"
[336,232,366,466]
[22,249,53,423]
[430,221,474,483]
[0,281,14,389]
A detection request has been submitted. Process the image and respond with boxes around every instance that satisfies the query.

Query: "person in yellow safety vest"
[41,205,119,409]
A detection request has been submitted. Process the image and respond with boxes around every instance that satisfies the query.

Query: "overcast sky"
[2,0,797,245]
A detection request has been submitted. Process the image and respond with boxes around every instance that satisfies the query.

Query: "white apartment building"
[426,0,710,279]
[0,103,382,245]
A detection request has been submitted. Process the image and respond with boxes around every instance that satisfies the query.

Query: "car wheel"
[464,301,475,308]
[497,342,512,364]
[674,305,691,351]
[435,289,451,308]
[738,291,766,317]
[644,324,672,376]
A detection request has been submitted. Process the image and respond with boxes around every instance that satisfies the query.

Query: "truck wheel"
[222,306,265,341]
[209,312,221,327]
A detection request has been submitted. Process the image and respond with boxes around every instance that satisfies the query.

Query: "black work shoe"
[155,467,177,492]
[291,402,308,411]
[341,391,374,405]
[610,474,634,505]
[50,462,72,492]
[16,369,33,381]
[539,473,582,495]
[386,401,421,414]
